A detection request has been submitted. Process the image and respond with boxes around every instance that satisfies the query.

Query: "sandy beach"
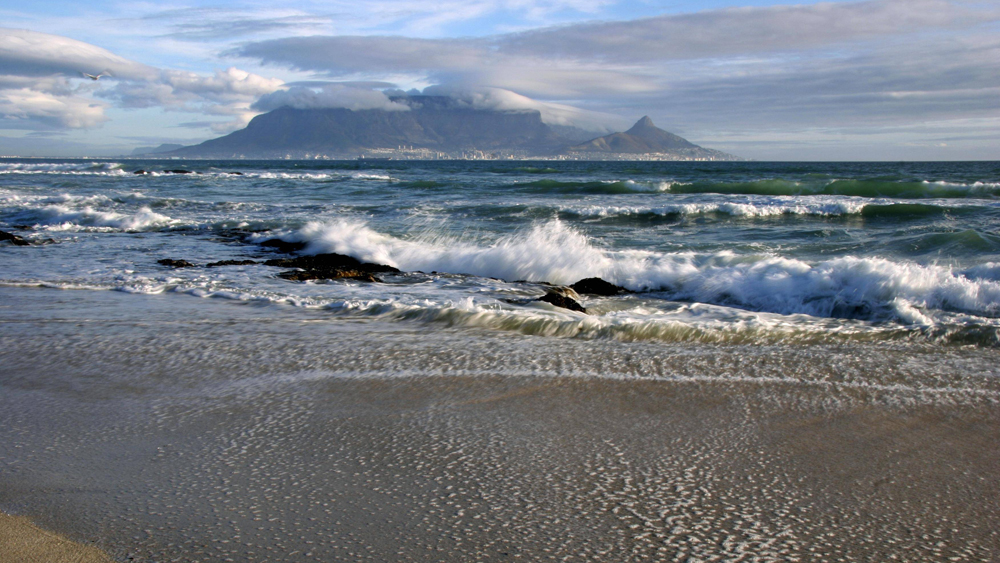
[0,512,112,563]
[1,286,998,561]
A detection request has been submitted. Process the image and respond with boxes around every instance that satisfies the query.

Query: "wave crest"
[264,220,1000,325]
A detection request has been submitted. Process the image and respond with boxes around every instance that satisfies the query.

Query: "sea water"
[2,158,1000,380]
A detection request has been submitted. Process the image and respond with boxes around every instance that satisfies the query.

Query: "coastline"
[1,285,998,561]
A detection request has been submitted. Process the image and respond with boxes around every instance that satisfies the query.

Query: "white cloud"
[0,28,155,79]
[0,28,285,131]
[422,85,626,131]
[0,87,108,129]
[500,0,997,61]
[230,0,1000,145]
[252,84,410,112]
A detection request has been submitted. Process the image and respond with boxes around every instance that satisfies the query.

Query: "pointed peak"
[627,116,657,134]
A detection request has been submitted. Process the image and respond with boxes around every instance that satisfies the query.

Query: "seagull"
[81,71,112,81]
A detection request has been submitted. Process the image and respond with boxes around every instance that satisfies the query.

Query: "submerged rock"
[164,169,194,174]
[264,253,399,273]
[266,252,399,283]
[258,238,308,253]
[0,230,31,246]
[278,269,382,283]
[158,259,196,268]
[569,277,628,296]
[536,287,587,313]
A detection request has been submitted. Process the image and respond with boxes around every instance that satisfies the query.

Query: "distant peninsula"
[156,96,740,161]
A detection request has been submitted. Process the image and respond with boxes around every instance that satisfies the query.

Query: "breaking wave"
[515,179,673,194]
[9,204,177,232]
[0,161,126,176]
[668,179,1000,199]
[511,177,1000,199]
[559,199,990,220]
[262,219,1000,326]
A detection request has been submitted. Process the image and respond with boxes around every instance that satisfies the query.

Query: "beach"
[1,285,998,562]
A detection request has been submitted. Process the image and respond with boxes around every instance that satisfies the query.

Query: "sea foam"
[15,204,177,231]
[267,219,1000,324]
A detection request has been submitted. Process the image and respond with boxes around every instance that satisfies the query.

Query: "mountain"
[166,99,739,160]
[130,143,186,156]
[566,116,737,160]
[169,96,575,158]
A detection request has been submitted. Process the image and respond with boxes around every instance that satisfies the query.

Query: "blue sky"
[1,0,998,159]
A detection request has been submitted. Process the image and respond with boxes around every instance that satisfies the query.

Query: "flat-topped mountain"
[170,96,579,158]
[164,99,739,160]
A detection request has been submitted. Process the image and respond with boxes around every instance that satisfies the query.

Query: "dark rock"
[134,169,148,175]
[206,259,259,267]
[258,238,308,253]
[0,230,30,246]
[164,169,194,174]
[158,259,196,268]
[267,252,398,283]
[227,171,244,175]
[278,269,382,283]
[570,277,628,296]
[264,253,399,273]
[537,289,587,313]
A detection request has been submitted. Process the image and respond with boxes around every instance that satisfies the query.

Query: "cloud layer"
[0,28,283,132]
[231,0,1000,149]
[252,84,411,112]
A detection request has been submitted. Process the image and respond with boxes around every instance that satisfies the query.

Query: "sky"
[1,0,998,160]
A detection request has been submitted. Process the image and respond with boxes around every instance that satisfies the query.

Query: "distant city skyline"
[1,0,998,160]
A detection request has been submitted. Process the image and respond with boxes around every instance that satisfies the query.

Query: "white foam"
[247,172,338,180]
[962,263,1000,282]
[350,172,397,181]
[268,219,1000,324]
[618,180,674,192]
[567,197,867,218]
[0,162,126,176]
[923,180,1000,191]
[21,204,177,232]
[266,219,612,284]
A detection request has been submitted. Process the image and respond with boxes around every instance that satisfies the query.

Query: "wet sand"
[0,512,111,563]
[1,286,998,561]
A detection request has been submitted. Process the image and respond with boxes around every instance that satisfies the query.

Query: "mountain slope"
[569,116,699,153]
[166,100,740,160]
[170,97,573,158]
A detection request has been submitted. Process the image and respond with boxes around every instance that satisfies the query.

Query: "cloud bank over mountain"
[231,0,1000,134]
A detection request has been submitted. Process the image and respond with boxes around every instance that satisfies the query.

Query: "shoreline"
[1,285,998,561]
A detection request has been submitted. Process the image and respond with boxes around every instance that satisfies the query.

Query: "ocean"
[1,158,999,561]
[3,158,1000,347]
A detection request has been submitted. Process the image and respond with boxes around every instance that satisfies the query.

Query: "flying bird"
[81,71,112,81]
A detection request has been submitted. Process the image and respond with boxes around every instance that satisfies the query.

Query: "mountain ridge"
[567,116,700,153]
[160,100,739,160]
